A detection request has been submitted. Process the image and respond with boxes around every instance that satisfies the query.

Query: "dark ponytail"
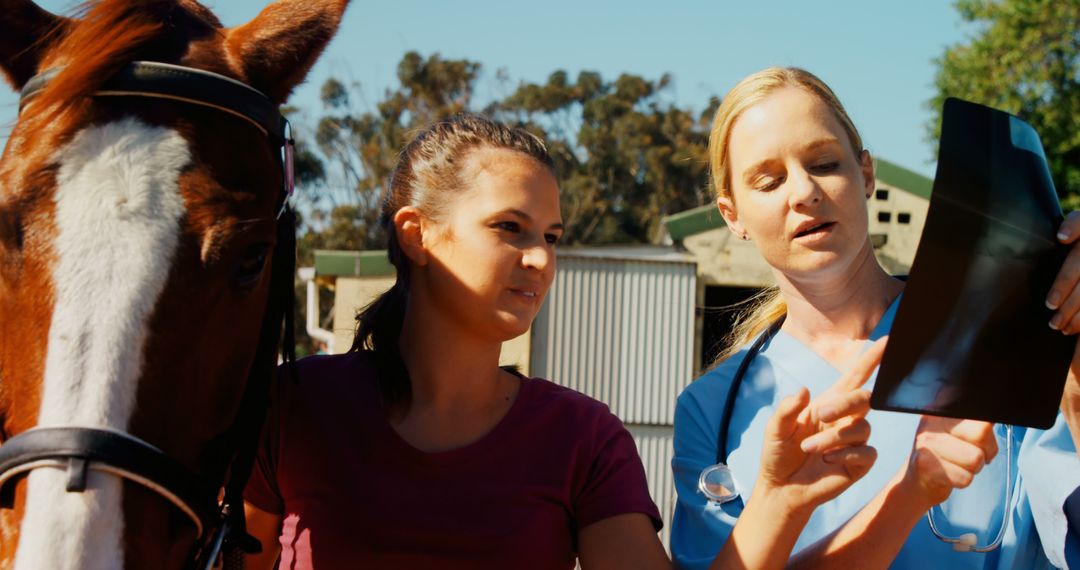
[350,210,413,405]
[349,113,554,408]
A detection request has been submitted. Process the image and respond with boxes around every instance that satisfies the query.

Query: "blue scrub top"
[671,297,1080,569]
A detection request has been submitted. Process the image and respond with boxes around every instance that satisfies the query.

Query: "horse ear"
[0,0,68,90]
[225,0,349,104]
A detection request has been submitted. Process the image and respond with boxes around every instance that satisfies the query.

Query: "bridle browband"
[0,61,298,569]
[20,60,286,143]
[19,60,296,216]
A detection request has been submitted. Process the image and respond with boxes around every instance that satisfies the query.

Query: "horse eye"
[233,244,271,288]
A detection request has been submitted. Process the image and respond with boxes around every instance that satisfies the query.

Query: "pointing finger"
[833,337,888,393]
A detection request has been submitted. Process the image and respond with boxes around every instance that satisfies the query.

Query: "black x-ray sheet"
[870,98,1073,429]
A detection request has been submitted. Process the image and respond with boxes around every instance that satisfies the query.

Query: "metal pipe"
[298,267,335,354]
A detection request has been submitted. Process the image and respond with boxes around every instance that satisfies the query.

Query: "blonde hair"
[707,67,864,366]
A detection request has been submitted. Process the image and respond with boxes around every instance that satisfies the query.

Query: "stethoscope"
[697,316,1015,553]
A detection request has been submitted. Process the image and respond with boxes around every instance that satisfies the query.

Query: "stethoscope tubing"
[926,424,1015,552]
[716,317,785,465]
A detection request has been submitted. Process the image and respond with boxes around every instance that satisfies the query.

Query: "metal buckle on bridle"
[277,119,296,220]
[0,427,228,567]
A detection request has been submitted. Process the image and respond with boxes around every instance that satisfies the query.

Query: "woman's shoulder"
[516,376,625,435]
[274,350,378,403]
[522,376,611,414]
[279,350,374,376]
[515,377,637,459]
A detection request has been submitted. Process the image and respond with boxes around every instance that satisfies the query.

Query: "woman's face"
[421,147,563,341]
[719,87,875,282]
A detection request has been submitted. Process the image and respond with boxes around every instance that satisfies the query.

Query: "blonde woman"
[671,67,1080,569]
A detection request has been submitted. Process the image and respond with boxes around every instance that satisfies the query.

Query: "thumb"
[768,387,811,443]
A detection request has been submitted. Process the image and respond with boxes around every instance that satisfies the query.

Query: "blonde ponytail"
[709,288,786,368]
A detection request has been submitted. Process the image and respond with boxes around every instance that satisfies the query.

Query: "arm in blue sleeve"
[671,385,743,570]
[1019,413,1080,568]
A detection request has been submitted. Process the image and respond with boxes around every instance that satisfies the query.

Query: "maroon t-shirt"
[244,351,661,569]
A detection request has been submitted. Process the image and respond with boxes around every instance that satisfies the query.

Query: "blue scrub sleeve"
[1019,414,1080,568]
[671,388,743,570]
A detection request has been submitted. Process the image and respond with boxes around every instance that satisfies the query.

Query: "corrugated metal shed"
[531,248,698,425]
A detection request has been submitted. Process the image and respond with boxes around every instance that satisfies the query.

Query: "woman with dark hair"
[243,113,880,569]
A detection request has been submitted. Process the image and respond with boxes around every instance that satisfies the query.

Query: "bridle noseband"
[0,61,298,569]
[0,427,217,537]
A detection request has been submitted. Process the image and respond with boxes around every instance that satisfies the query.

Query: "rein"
[0,61,297,569]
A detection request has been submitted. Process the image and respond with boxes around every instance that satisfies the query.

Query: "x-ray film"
[870,98,1074,429]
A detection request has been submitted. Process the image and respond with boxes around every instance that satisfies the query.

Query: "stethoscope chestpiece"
[953,533,978,552]
[698,463,740,504]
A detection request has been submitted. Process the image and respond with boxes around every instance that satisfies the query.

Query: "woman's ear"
[393,207,428,266]
[859,150,875,198]
[716,195,749,241]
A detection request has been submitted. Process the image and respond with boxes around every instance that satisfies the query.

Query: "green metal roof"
[662,204,726,241]
[874,158,933,200]
[314,249,395,277]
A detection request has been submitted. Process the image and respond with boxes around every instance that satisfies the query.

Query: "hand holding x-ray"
[872,98,1074,429]
[1045,212,1080,450]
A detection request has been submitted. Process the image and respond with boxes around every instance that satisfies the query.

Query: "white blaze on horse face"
[14,117,190,570]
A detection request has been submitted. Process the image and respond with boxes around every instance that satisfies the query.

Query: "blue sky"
[1,1,970,179]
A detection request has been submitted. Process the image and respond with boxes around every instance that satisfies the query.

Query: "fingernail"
[1060,229,1072,241]
[1047,292,1062,310]
[1050,314,1062,330]
[800,439,818,453]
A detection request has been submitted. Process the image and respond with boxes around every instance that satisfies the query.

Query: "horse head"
[0,1,347,567]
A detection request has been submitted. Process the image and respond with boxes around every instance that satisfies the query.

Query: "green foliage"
[929,0,1080,208]
[497,69,714,244]
[299,51,713,250]
[297,52,487,262]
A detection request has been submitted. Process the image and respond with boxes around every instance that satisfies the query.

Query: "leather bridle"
[0,61,298,569]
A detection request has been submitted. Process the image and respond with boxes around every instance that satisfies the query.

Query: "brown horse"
[0,0,347,567]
